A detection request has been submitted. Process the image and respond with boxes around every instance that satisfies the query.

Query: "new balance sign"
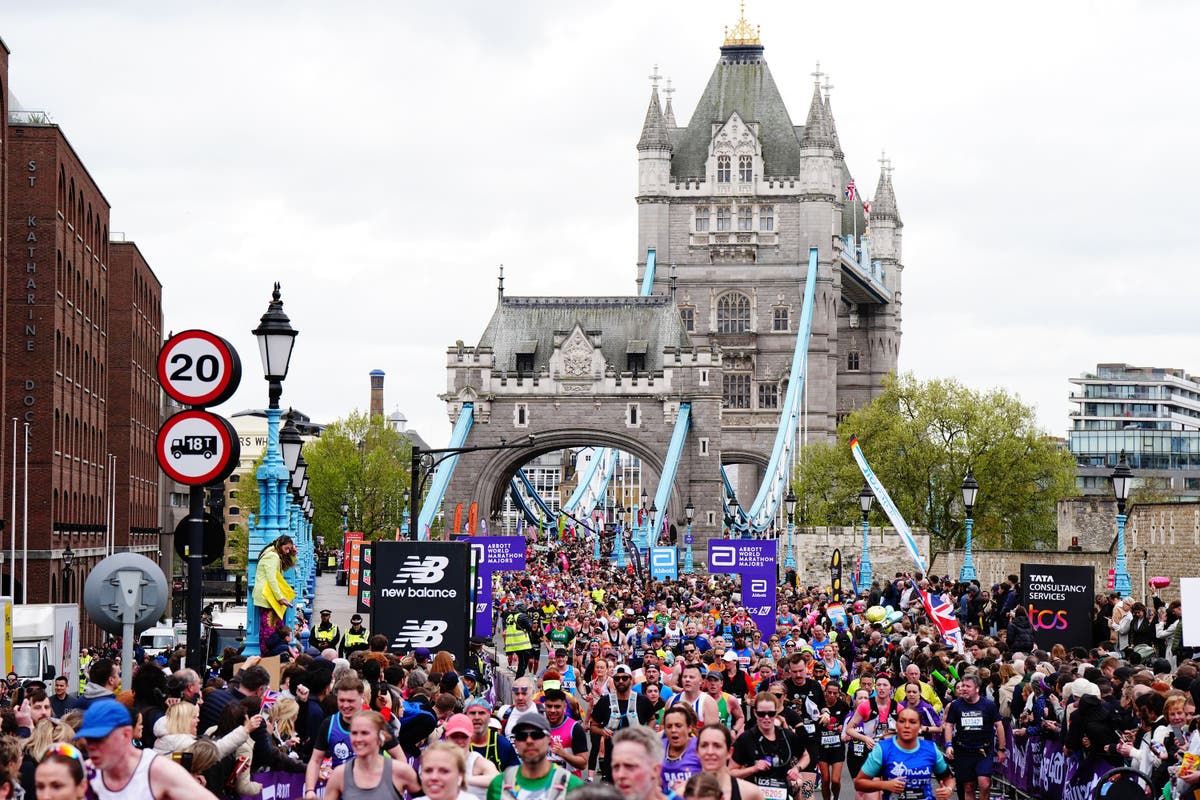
[373,541,470,663]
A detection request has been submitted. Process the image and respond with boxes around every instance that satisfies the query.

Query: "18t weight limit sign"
[158,330,242,407]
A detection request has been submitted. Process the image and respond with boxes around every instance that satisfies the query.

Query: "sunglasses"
[512,688,530,694]
[756,710,777,718]
[42,743,85,764]
[513,729,548,742]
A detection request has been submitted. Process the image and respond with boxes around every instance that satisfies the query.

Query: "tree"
[795,373,1078,552]
[303,410,413,546]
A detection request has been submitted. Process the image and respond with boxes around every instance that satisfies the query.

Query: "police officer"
[504,605,535,678]
[312,609,341,651]
[340,614,370,657]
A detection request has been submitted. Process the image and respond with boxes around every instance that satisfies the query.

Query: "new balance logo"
[391,556,449,585]
[392,620,448,648]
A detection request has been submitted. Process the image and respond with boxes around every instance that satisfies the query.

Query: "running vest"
[875,738,945,800]
[548,718,581,776]
[661,737,703,792]
[605,693,641,730]
[327,714,355,768]
[505,614,530,653]
[90,749,156,800]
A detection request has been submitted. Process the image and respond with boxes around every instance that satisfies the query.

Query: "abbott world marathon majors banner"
[373,541,470,663]
[1019,564,1094,650]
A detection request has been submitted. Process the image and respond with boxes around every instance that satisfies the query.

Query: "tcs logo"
[1026,604,1068,630]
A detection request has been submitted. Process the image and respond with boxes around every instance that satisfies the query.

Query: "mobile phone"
[171,751,194,771]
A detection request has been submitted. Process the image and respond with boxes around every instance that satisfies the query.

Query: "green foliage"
[795,373,1078,552]
[303,410,413,545]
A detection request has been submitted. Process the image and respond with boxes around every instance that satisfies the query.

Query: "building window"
[717,155,731,183]
[627,403,641,427]
[695,206,709,232]
[723,374,752,408]
[716,207,731,231]
[847,351,861,371]
[679,306,695,332]
[739,155,753,182]
[773,307,789,332]
[738,206,753,231]
[627,352,645,373]
[700,369,709,386]
[699,438,710,456]
[758,383,779,409]
[515,403,528,427]
[516,353,534,375]
[760,205,774,231]
[836,412,851,426]
[716,292,751,333]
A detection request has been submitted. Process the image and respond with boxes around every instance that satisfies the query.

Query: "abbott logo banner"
[374,541,470,662]
[708,539,778,637]
[650,547,678,580]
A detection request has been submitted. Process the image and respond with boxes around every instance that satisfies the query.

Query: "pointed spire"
[872,152,900,221]
[822,74,842,157]
[662,78,677,128]
[637,84,671,151]
[801,80,832,148]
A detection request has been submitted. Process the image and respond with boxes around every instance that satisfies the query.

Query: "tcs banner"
[1020,564,1094,650]
[372,541,470,663]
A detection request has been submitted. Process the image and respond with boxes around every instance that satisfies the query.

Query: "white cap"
[722,651,738,662]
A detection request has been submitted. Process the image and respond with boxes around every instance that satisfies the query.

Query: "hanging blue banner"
[650,547,678,580]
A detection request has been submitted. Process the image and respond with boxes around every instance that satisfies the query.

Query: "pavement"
[310,570,361,644]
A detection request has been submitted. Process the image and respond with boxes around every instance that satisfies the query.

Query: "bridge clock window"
[723,374,751,409]
[716,292,751,334]
[847,351,861,371]
[772,307,789,332]
[717,155,731,183]
[759,205,774,231]
[739,155,753,182]
[695,206,710,232]
[716,206,732,231]
[737,206,753,231]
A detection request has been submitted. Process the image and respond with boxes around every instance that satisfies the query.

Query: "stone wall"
[785,525,932,590]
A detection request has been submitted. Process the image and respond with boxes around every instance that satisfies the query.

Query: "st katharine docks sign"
[1020,564,1095,650]
[371,541,470,662]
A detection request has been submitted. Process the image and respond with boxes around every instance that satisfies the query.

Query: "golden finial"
[723,0,761,46]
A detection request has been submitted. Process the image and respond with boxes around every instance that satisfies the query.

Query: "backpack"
[501,764,571,800]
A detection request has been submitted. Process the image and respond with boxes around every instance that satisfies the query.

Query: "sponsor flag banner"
[1019,564,1094,650]
[372,541,471,663]
[468,503,478,535]
[830,548,843,603]
[708,540,777,637]
[356,542,374,613]
[453,535,527,637]
[650,547,678,581]
[347,540,363,597]
[342,531,363,570]
[454,503,463,535]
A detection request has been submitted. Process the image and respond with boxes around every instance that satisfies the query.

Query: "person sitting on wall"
[253,535,298,655]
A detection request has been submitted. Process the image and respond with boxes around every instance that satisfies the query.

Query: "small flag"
[261,689,281,712]
[844,181,857,201]
[454,504,463,534]
[862,201,870,217]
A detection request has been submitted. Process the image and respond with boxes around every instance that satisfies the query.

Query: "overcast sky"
[4,1,1197,446]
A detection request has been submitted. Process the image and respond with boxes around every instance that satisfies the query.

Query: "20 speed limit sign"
[156,410,241,486]
[157,330,242,407]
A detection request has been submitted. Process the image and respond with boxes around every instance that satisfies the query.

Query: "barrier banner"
[830,548,843,603]
[356,542,373,613]
[708,540,776,636]
[997,723,1109,800]
[372,540,470,662]
[650,546,678,581]
[342,531,363,568]
[347,540,363,596]
[1019,564,1094,650]
[454,535,526,637]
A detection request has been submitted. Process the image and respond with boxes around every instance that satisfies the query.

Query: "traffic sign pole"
[187,486,206,673]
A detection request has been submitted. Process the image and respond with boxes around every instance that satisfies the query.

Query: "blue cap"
[75,699,133,739]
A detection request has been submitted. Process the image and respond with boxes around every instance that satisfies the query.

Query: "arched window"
[716,292,751,334]
[716,155,731,183]
[738,155,753,182]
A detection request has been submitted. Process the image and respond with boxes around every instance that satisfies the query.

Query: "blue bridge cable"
[516,468,558,520]
[416,402,475,539]
[562,447,616,517]
[719,465,749,524]
[648,402,692,541]
[508,478,543,527]
[739,246,819,533]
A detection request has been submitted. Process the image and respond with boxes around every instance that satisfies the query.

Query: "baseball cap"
[722,651,737,662]
[705,669,724,680]
[612,664,633,676]
[462,669,481,682]
[511,713,551,734]
[444,713,473,738]
[75,699,133,739]
[414,647,432,661]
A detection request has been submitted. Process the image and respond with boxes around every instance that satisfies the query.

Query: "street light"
[683,496,695,573]
[784,490,797,570]
[959,468,979,582]
[727,495,740,536]
[279,412,302,475]
[858,482,875,592]
[245,283,299,659]
[648,501,658,548]
[1111,450,1134,597]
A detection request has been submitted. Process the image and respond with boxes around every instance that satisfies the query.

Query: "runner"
[730,693,812,800]
[941,675,1004,800]
[854,707,955,800]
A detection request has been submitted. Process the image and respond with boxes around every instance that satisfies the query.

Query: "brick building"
[0,39,10,574]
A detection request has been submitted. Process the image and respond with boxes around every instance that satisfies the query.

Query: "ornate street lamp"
[62,544,74,603]
[247,283,298,655]
[858,482,875,592]
[648,501,658,548]
[959,468,979,582]
[341,499,350,536]
[683,497,696,574]
[1111,451,1134,597]
[727,495,740,536]
[784,490,797,570]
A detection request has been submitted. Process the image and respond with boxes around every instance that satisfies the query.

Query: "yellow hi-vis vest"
[505,613,530,653]
[313,624,339,646]
[344,630,369,649]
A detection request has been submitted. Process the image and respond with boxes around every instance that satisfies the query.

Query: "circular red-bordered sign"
[157,330,242,407]
[156,410,240,486]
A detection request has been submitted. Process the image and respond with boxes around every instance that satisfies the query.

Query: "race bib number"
[821,733,841,747]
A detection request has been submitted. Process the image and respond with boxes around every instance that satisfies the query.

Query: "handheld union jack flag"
[261,689,281,712]
[919,589,964,653]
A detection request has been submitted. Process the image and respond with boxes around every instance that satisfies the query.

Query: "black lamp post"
[62,544,74,603]
[959,468,979,581]
[727,495,740,536]
[252,283,299,409]
[1111,450,1134,596]
[683,497,696,573]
